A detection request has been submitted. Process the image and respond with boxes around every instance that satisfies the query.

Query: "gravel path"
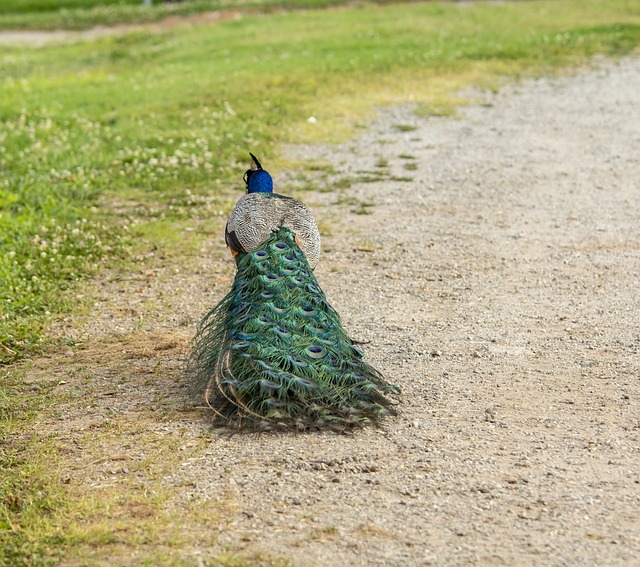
[0,10,241,47]
[176,58,640,565]
[32,57,639,565]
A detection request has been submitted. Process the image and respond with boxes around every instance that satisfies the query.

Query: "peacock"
[188,153,399,430]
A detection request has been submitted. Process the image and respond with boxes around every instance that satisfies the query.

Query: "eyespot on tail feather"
[187,226,399,430]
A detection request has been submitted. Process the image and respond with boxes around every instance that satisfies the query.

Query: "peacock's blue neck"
[247,170,273,193]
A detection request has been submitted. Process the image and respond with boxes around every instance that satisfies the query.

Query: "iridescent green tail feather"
[188,228,399,430]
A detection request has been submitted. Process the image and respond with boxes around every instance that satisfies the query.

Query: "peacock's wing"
[226,193,321,269]
[188,227,398,430]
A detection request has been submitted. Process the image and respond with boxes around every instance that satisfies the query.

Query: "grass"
[393,124,418,133]
[0,0,142,14]
[0,0,391,31]
[0,0,639,563]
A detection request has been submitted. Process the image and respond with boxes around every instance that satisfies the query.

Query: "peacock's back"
[226,192,321,269]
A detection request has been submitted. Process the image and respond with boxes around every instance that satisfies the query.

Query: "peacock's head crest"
[244,152,273,194]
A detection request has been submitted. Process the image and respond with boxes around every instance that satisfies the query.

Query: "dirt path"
[26,58,639,565]
[0,10,243,47]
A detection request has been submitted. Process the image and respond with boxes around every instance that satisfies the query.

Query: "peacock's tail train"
[188,227,399,430]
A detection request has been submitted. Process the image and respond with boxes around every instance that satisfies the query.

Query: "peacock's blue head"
[244,153,273,193]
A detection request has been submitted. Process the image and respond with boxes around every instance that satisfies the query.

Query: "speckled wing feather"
[225,193,321,269]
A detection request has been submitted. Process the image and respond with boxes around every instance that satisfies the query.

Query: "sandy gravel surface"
[27,58,639,565]
[204,57,640,565]
[179,58,640,565]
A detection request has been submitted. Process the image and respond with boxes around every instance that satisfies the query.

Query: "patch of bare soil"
[0,9,244,47]
[23,57,640,565]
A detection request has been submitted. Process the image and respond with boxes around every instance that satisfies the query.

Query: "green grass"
[0,0,141,15]
[0,369,66,564]
[0,0,377,31]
